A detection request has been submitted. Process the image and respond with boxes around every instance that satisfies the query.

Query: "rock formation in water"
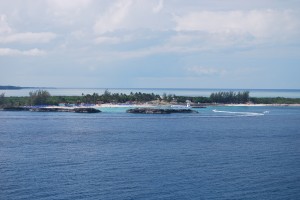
[2,107,101,113]
[126,108,198,114]
[2,107,31,111]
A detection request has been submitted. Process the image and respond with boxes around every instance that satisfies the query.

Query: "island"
[2,106,101,113]
[0,85,45,90]
[126,108,198,114]
[1,89,300,113]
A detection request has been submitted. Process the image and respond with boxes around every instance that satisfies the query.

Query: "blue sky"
[0,0,299,89]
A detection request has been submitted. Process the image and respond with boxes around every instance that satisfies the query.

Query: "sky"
[0,0,300,89]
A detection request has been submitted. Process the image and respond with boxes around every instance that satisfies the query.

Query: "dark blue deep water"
[1,106,300,200]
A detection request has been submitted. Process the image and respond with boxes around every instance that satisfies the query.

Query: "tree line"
[209,91,250,104]
[1,90,300,107]
[79,90,162,104]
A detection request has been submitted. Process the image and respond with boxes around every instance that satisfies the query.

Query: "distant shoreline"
[1,87,300,99]
[98,103,300,107]
[1,89,300,108]
[1,103,300,113]
[0,86,55,90]
[37,102,300,108]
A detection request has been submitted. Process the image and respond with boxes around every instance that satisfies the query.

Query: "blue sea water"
[1,106,300,200]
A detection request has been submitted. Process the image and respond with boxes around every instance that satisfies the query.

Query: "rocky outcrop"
[73,108,101,113]
[30,107,101,113]
[2,107,31,111]
[126,108,198,114]
[2,107,101,113]
[30,107,70,112]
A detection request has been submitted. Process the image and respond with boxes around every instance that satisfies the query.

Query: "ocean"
[1,106,300,199]
[1,88,300,98]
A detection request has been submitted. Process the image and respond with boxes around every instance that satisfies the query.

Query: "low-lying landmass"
[1,89,300,112]
[0,85,23,90]
[0,85,45,90]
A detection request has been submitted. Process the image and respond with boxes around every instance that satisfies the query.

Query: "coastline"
[89,102,300,108]
[67,103,300,108]
[24,103,300,108]
[2,89,300,109]
[2,103,300,112]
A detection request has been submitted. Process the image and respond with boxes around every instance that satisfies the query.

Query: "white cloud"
[174,9,299,40]
[0,48,45,56]
[166,31,255,51]
[93,0,171,35]
[47,0,92,16]
[95,35,132,44]
[94,0,133,34]
[70,30,85,39]
[186,66,227,76]
[95,36,120,44]
[0,14,56,44]
[0,0,299,88]
[47,0,92,11]
[0,15,12,34]
[153,0,164,13]
[45,0,94,26]
[0,32,56,43]
[96,44,207,60]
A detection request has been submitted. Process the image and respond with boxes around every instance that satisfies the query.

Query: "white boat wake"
[212,109,265,116]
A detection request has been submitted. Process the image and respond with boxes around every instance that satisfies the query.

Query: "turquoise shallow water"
[1,106,300,200]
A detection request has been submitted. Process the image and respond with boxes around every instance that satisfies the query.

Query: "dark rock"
[168,109,198,113]
[126,108,198,114]
[73,108,101,113]
[29,107,101,113]
[2,107,31,111]
[30,107,72,112]
[2,106,100,113]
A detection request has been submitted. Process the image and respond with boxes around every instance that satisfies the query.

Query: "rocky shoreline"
[1,106,199,114]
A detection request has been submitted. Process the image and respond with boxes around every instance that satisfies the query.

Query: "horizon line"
[1,85,300,91]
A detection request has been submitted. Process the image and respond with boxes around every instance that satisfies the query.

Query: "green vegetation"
[210,91,250,104]
[82,90,161,104]
[0,93,5,105]
[29,90,51,105]
[1,90,300,108]
[250,97,300,104]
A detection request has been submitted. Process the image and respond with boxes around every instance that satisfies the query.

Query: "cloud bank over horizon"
[0,0,299,89]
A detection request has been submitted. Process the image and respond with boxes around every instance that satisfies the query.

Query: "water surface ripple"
[0,106,300,199]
